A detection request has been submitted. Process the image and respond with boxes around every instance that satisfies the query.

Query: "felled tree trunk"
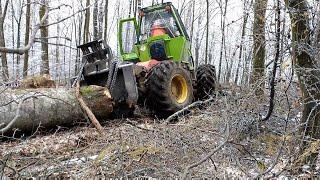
[0,86,113,135]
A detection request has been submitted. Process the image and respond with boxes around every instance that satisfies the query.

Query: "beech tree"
[39,0,49,75]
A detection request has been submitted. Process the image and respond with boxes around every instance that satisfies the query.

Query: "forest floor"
[0,81,319,179]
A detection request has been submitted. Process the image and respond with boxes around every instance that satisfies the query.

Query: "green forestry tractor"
[77,2,217,118]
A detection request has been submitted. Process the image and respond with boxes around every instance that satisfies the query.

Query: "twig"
[165,97,215,124]
[75,81,103,134]
[44,3,93,27]
[181,123,229,179]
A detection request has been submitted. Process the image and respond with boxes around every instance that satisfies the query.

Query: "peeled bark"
[0,86,113,135]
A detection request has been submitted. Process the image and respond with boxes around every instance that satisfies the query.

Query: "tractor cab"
[118,2,192,66]
[139,4,185,40]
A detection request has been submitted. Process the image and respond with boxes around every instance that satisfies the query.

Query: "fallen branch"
[165,96,215,124]
[75,81,103,134]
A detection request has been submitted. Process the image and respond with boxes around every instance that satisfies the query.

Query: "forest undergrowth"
[0,80,317,179]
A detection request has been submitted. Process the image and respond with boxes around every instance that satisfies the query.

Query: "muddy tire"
[145,61,193,118]
[195,64,216,100]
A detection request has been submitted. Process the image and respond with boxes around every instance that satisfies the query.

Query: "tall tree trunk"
[241,47,252,85]
[15,8,22,78]
[83,0,90,43]
[56,17,60,82]
[208,33,215,64]
[217,0,228,82]
[93,0,98,39]
[194,14,202,68]
[39,0,49,75]
[98,0,103,39]
[204,0,209,64]
[11,0,15,77]
[75,10,83,75]
[190,0,195,50]
[0,0,10,81]
[235,0,251,84]
[103,0,109,40]
[285,0,320,168]
[23,0,31,78]
[251,0,268,95]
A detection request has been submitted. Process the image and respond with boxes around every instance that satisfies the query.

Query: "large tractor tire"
[145,61,194,118]
[195,64,217,100]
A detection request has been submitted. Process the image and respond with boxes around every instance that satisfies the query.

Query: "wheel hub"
[171,74,188,104]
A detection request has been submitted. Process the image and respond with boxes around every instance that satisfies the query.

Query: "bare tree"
[0,0,10,81]
[93,0,98,39]
[83,0,90,43]
[12,0,24,78]
[204,0,209,64]
[23,0,31,77]
[103,0,109,40]
[217,0,228,82]
[190,0,195,49]
[98,0,103,39]
[194,13,203,68]
[39,0,49,75]
[251,0,268,95]
[234,0,251,84]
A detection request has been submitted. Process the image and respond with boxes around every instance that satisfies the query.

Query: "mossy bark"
[285,0,320,169]
[251,0,268,95]
[0,86,113,135]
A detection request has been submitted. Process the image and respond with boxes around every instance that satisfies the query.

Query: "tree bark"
[235,0,251,84]
[285,0,320,168]
[83,0,90,43]
[217,0,228,82]
[0,0,10,81]
[204,0,209,64]
[251,0,268,95]
[98,0,103,39]
[0,86,113,135]
[39,0,49,75]
[93,0,98,39]
[103,0,109,41]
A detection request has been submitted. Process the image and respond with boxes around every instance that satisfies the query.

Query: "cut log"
[0,86,114,135]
